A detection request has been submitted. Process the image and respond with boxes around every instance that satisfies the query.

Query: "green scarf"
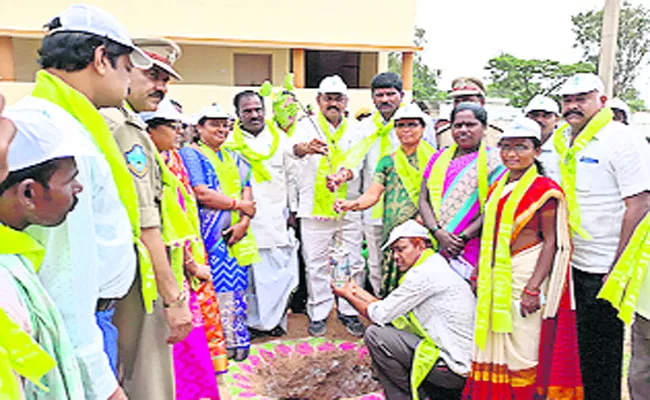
[0,225,84,399]
[598,212,650,325]
[197,144,261,266]
[553,107,613,239]
[394,141,436,207]
[153,150,204,291]
[0,308,56,398]
[391,248,441,400]
[224,120,280,183]
[341,111,397,219]
[426,142,489,221]
[31,70,156,313]
[475,166,539,350]
[312,113,349,219]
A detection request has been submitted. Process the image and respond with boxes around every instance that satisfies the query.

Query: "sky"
[415,0,650,105]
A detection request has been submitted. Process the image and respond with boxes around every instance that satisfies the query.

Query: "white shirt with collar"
[228,123,293,249]
[290,115,362,220]
[367,251,475,376]
[539,138,560,183]
[7,96,137,399]
[561,120,650,274]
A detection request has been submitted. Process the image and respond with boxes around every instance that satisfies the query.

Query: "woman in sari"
[419,102,505,281]
[332,104,434,296]
[179,104,258,362]
[143,101,227,399]
[463,118,582,399]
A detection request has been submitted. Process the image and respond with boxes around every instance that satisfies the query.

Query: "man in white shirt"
[229,90,299,337]
[5,5,151,399]
[555,73,650,400]
[291,75,365,337]
[333,220,475,400]
[524,95,561,182]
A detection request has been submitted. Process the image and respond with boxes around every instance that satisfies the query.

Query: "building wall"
[1,0,415,48]
[12,38,40,82]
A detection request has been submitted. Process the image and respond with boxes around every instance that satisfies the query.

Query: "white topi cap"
[393,103,429,126]
[381,220,430,251]
[499,117,542,141]
[140,97,183,123]
[318,75,348,95]
[49,4,152,69]
[607,98,631,118]
[524,95,560,115]
[558,73,605,96]
[6,108,96,172]
[193,104,230,125]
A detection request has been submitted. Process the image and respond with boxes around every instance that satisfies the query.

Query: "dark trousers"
[573,268,623,400]
[364,325,465,400]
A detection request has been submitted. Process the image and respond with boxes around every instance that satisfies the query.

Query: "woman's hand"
[235,199,256,218]
[326,168,352,192]
[331,277,353,298]
[520,290,541,317]
[225,220,248,245]
[333,199,358,213]
[434,230,465,257]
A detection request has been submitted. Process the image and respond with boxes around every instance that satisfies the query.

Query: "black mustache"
[563,109,584,119]
[379,102,392,108]
[327,105,340,111]
[149,91,164,99]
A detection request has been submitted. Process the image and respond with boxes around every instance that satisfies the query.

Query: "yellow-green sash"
[553,107,613,240]
[312,112,349,219]
[598,212,650,324]
[197,143,261,266]
[391,248,441,400]
[341,111,396,219]
[426,142,489,221]
[224,120,280,183]
[0,309,56,397]
[394,141,436,207]
[31,71,156,313]
[0,225,45,273]
[475,166,538,350]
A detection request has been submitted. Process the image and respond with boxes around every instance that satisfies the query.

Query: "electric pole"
[598,0,621,98]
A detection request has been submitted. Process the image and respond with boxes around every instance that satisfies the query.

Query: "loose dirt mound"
[250,347,381,399]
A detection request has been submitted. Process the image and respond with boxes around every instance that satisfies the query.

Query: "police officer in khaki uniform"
[101,38,191,400]
[437,77,503,148]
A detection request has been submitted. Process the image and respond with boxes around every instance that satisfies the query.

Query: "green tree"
[572,1,650,110]
[389,27,447,102]
[485,53,595,108]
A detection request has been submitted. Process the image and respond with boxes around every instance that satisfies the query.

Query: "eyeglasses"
[498,143,534,154]
[163,121,183,131]
[395,122,422,129]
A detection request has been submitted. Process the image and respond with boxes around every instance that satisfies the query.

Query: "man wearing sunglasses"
[102,38,192,400]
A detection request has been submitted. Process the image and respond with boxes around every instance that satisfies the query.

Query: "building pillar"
[598,0,621,97]
[401,51,414,91]
[0,36,15,81]
[292,48,305,88]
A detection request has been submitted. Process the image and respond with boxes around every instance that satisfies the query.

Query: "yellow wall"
[174,45,289,86]
[0,0,415,48]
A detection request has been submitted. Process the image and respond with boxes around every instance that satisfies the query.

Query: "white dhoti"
[301,216,365,321]
[363,223,383,296]
[246,230,299,331]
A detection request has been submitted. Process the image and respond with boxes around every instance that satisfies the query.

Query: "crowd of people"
[1,4,650,400]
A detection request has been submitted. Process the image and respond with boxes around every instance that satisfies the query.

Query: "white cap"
[49,4,152,69]
[499,117,542,141]
[318,75,348,95]
[381,220,430,251]
[193,104,230,125]
[6,108,96,172]
[140,97,183,123]
[524,95,559,115]
[607,98,630,118]
[394,103,429,125]
[558,73,605,96]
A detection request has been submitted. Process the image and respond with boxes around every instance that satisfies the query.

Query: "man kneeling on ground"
[332,220,475,400]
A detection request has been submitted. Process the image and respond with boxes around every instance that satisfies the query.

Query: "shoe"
[248,327,268,339]
[268,325,285,337]
[338,314,365,337]
[308,319,327,336]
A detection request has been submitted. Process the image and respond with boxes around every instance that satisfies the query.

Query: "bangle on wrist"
[230,198,237,210]
[430,225,441,236]
[469,275,477,282]
[163,291,188,308]
[523,287,540,297]
[459,232,468,242]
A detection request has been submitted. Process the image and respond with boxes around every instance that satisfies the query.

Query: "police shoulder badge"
[125,144,148,178]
